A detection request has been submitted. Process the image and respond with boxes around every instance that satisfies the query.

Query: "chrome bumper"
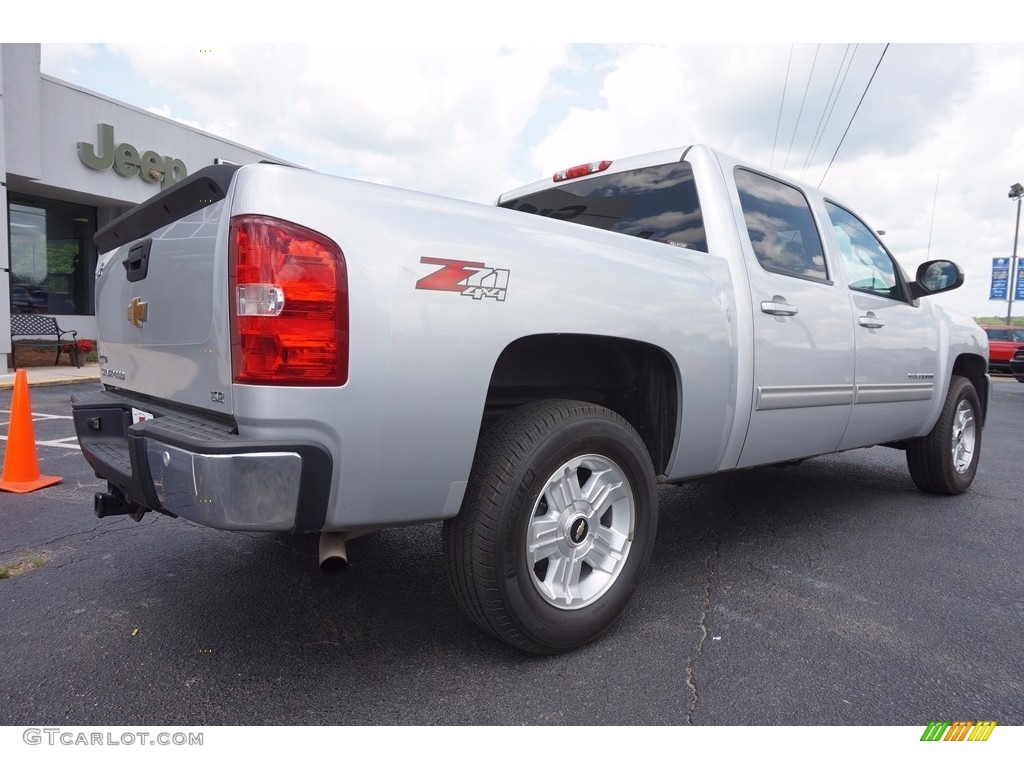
[73,390,332,532]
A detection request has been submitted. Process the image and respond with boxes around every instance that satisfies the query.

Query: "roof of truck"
[497,145,696,204]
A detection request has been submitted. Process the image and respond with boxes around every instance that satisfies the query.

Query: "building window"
[7,195,96,315]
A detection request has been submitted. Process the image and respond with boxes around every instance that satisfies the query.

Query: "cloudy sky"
[31,16,1024,320]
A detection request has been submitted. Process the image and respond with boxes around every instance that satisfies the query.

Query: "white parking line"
[0,410,81,450]
[0,434,81,450]
[0,410,74,419]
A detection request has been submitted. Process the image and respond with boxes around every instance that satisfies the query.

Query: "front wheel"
[906,375,982,494]
[444,400,658,654]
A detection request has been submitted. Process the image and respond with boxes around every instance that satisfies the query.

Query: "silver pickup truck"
[72,145,989,654]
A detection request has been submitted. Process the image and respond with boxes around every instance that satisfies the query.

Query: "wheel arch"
[482,334,679,476]
[952,352,989,426]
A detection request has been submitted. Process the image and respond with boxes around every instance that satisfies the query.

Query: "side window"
[734,168,828,281]
[825,202,904,301]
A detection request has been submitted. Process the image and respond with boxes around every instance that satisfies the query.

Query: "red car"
[1010,347,1024,383]
[983,325,1024,374]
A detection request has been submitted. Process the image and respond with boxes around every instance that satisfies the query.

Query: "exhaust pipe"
[318,532,349,575]
[317,529,375,575]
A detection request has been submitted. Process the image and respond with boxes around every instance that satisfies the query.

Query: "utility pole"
[1008,183,1023,326]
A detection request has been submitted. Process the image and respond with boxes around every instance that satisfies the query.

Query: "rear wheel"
[906,375,981,494]
[444,399,658,654]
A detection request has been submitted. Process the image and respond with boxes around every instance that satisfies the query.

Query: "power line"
[783,44,821,171]
[770,45,794,169]
[819,43,890,187]
[802,44,857,177]
[926,174,940,259]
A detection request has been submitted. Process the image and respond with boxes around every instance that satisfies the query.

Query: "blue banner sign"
[991,257,1010,300]
[1017,261,1024,302]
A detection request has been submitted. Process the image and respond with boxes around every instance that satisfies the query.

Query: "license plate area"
[131,407,155,425]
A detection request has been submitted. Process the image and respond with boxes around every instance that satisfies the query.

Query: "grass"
[974,316,1024,326]
[0,553,47,579]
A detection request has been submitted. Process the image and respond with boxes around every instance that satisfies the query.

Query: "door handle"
[760,300,799,316]
[122,238,152,283]
[858,313,885,329]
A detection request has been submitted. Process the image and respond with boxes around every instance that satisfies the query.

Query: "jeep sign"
[78,123,188,189]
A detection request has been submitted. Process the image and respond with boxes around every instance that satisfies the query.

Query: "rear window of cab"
[499,161,708,253]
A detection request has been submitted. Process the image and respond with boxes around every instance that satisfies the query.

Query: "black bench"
[10,314,82,368]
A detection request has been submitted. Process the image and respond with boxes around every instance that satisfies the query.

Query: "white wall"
[1,47,13,355]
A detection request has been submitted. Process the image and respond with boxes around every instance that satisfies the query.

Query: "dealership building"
[1,43,286,370]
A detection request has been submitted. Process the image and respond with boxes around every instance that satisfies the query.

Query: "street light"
[1008,183,1024,327]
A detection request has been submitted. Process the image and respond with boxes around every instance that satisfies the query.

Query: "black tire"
[906,375,982,495]
[444,399,658,654]
[1015,376,1024,384]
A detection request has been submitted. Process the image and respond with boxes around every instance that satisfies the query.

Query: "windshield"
[986,328,1024,342]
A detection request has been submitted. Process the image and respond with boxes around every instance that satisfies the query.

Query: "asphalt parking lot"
[1,380,1022,726]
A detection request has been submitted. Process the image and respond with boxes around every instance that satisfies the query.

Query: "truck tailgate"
[94,167,237,415]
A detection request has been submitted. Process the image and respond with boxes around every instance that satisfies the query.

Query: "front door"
[823,202,940,450]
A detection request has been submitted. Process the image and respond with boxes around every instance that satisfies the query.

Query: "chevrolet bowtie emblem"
[127,297,148,328]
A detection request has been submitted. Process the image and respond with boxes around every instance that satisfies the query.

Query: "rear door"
[733,168,855,468]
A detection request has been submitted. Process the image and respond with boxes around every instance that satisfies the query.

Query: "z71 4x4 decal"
[416,257,509,302]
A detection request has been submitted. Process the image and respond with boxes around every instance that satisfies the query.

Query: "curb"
[0,376,101,391]
[0,366,102,391]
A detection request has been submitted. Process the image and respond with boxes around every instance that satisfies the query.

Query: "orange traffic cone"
[1,369,62,493]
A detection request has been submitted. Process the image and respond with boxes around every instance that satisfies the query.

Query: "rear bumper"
[72,390,331,531]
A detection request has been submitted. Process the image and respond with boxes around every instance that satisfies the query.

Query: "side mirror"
[910,259,964,299]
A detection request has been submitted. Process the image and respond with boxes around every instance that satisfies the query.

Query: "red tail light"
[229,215,348,386]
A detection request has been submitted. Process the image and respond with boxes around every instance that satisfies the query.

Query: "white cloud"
[98,44,569,203]
[145,104,204,131]
[36,41,1024,318]
[807,45,1024,318]
[36,43,95,81]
